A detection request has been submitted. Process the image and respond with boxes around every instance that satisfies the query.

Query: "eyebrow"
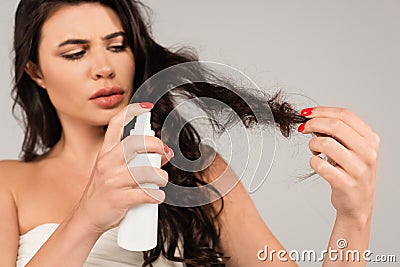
[57,31,126,47]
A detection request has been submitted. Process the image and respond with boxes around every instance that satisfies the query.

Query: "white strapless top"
[17,223,185,267]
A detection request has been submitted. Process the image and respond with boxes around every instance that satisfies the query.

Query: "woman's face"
[30,3,135,126]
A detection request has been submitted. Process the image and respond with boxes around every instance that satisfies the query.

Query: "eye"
[109,43,127,53]
[62,50,86,61]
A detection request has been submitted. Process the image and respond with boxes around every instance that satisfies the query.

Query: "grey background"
[1,0,398,265]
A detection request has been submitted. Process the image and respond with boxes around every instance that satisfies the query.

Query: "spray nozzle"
[130,112,154,136]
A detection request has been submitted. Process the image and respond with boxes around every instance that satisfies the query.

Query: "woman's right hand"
[73,102,174,234]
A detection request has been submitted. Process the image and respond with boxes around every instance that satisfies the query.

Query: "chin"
[97,106,126,124]
[84,102,128,126]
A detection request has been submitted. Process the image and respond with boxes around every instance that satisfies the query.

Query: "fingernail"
[163,144,170,154]
[139,102,154,109]
[300,108,313,117]
[298,123,305,132]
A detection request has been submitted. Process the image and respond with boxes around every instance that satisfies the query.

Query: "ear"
[25,61,46,89]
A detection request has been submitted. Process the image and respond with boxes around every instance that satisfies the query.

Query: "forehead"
[41,3,124,44]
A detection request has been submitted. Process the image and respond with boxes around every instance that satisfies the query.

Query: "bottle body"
[117,153,161,251]
[117,111,161,251]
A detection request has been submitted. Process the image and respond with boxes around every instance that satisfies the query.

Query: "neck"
[47,116,107,170]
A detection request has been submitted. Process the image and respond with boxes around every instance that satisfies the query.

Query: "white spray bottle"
[117,112,161,251]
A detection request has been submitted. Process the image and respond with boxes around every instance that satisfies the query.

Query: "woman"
[0,0,380,266]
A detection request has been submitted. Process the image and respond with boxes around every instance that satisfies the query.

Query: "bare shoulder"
[0,159,30,188]
[0,159,36,206]
[0,160,26,265]
[195,148,253,220]
[198,149,245,197]
[0,159,26,203]
[0,159,29,170]
[0,159,28,169]
[195,146,232,183]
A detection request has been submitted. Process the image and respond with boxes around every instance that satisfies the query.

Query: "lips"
[90,87,125,109]
[90,87,125,100]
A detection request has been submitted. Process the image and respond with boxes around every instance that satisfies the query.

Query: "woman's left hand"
[298,106,380,224]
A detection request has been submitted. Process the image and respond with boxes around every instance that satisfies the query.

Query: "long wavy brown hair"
[12,0,309,266]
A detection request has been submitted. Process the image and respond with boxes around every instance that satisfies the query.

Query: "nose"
[90,50,115,80]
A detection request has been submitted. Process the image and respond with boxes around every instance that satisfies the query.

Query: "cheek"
[117,57,135,92]
[40,60,85,105]
[120,55,135,79]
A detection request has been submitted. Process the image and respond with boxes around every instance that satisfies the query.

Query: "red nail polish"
[139,102,154,109]
[298,123,305,132]
[163,144,170,154]
[300,108,313,117]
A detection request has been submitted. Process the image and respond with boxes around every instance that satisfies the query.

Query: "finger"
[128,166,169,187]
[101,165,169,189]
[301,106,376,144]
[302,117,369,159]
[161,149,174,166]
[103,135,174,182]
[309,155,349,189]
[122,135,174,163]
[308,136,365,178]
[100,102,154,154]
[120,188,166,206]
